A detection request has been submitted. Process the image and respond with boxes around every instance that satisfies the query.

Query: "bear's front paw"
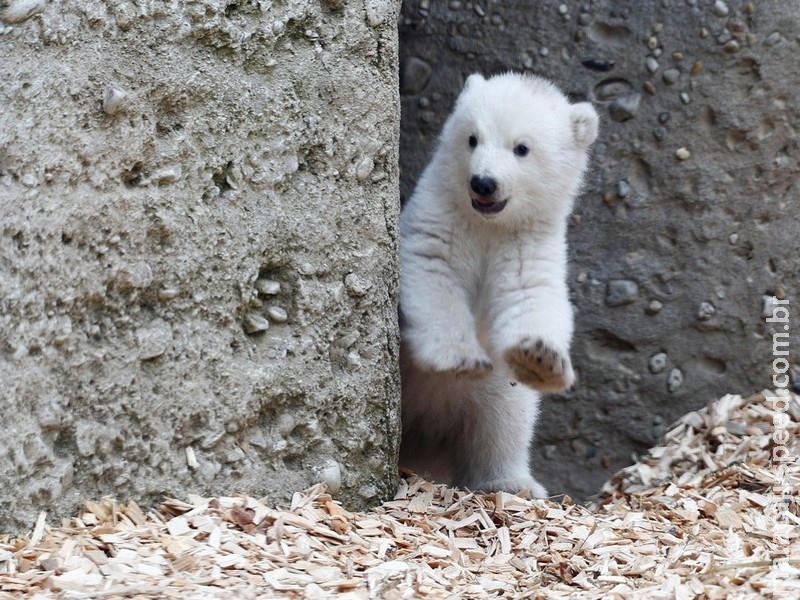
[415,342,494,379]
[504,337,574,392]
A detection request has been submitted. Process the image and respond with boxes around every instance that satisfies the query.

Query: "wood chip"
[1,389,798,598]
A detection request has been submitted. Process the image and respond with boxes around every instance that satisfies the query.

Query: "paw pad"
[504,337,574,392]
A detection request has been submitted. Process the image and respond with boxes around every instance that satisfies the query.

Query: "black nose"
[470,175,497,197]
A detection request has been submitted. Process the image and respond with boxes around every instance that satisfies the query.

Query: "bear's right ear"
[464,73,486,91]
[570,102,600,148]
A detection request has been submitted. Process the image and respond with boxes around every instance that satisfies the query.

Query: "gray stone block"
[0,0,402,532]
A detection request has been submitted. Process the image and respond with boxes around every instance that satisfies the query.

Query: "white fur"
[399,72,599,497]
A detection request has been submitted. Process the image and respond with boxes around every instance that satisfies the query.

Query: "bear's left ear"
[464,73,486,91]
[570,103,599,148]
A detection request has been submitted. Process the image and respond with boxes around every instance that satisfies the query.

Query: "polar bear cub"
[399,72,599,497]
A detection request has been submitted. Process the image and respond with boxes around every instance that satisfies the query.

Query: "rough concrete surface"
[0,0,401,532]
[399,0,799,499]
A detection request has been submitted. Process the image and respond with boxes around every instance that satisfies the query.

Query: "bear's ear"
[570,103,599,148]
[464,73,486,91]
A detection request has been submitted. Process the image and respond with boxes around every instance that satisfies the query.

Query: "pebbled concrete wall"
[0,0,401,532]
[399,0,799,499]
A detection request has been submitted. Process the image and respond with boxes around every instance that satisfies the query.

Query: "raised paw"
[504,337,575,392]
[415,342,494,379]
[450,353,494,379]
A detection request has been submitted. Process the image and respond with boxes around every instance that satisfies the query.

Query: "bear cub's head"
[438,72,599,226]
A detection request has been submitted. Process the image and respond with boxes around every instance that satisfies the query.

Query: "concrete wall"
[399,0,799,498]
[0,0,401,532]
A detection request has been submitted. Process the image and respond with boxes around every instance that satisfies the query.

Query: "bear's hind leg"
[450,382,548,498]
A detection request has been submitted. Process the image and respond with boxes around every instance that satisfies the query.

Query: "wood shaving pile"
[1,390,799,599]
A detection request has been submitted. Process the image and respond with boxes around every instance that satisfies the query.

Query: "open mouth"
[471,196,508,214]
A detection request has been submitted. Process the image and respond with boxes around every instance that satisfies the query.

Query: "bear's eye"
[513,144,529,157]
[468,134,478,148]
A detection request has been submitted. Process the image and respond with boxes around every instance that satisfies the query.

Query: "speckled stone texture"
[400,0,799,499]
[0,0,401,532]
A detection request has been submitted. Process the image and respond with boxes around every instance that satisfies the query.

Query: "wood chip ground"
[2,390,798,599]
